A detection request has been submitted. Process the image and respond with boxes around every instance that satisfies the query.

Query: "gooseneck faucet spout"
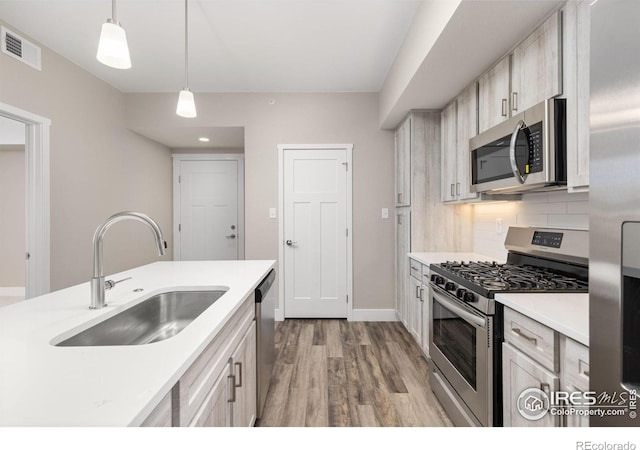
[90,211,166,309]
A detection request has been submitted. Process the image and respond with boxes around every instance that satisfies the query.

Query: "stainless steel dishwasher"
[255,269,275,419]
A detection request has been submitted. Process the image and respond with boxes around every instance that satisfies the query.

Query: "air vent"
[1,26,41,71]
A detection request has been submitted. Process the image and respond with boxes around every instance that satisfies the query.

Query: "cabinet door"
[502,342,560,427]
[440,101,457,202]
[511,11,562,114]
[408,275,422,342]
[395,117,411,207]
[563,1,590,191]
[189,364,232,427]
[395,210,410,326]
[456,83,479,201]
[478,56,511,133]
[232,321,257,427]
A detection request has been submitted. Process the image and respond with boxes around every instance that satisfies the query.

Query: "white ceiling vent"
[1,26,41,71]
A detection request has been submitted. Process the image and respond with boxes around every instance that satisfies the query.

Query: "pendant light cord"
[112,0,117,22]
[184,0,189,89]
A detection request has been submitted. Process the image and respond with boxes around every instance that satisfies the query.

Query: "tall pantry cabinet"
[394,111,473,326]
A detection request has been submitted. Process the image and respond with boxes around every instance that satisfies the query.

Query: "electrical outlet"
[269,208,276,219]
[381,208,389,219]
[496,218,503,235]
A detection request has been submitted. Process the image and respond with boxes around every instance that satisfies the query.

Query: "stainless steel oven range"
[428,226,588,427]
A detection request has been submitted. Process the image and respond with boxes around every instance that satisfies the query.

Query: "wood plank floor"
[257,320,452,427]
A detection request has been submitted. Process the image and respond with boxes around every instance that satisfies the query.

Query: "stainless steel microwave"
[469,98,566,194]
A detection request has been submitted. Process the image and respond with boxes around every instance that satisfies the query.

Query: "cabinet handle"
[411,265,419,271]
[397,193,402,204]
[419,288,425,302]
[540,382,551,396]
[397,214,402,225]
[456,183,460,196]
[584,370,590,377]
[228,375,236,403]
[512,92,518,111]
[416,285,421,298]
[501,98,508,117]
[511,327,537,345]
[450,183,455,197]
[234,362,243,387]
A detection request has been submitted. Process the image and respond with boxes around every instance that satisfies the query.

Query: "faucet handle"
[104,277,132,290]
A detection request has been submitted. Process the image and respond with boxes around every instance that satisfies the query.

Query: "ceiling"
[133,126,244,149]
[0,0,422,94]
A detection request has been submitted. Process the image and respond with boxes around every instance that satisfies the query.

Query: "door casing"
[277,144,353,321]
[172,153,245,261]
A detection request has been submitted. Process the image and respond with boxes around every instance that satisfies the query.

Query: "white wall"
[473,191,589,260]
[0,21,174,291]
[0,144,25,287]
[126,93,395,312]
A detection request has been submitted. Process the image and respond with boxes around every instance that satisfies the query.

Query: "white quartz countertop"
[0,260,275,426]
[408,252,503,267]
[495,293,589,346]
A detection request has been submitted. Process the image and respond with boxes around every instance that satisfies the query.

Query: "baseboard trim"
[275,308,285,321]
[351,309,398,322]
[0,287,25,296]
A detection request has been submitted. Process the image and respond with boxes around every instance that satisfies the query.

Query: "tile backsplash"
[473,191,589,260]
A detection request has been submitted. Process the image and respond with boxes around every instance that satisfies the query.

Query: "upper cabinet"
[395,116,411,207]
[478,56,511,133]
[511,11,562,115]
[441,83,479,203]
[478,11,562,134]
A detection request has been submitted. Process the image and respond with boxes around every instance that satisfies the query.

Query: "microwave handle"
[509,119,527,184]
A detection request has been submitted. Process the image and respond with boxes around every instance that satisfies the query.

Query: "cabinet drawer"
[409,259,422,280]
[562,336,589,392]
[421,264,431,284]
[504,307,558,372]
[141,391,172,427]
[172,294,255,426]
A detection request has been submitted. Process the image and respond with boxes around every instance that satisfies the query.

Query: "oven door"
[429,284,493,426]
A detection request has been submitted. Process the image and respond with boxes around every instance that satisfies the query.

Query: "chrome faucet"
[90,211,166,309]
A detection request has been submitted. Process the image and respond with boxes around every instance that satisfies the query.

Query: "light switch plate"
[382,208,389,219]
[269,208,276,219]
[496,218,503,234]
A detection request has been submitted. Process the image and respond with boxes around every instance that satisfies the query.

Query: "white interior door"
[283,148,348,318]
[179,160,239,260]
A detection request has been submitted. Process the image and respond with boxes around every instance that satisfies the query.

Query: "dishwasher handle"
[255,269,276,303]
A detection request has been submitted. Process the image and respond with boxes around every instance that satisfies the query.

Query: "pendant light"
[96,0,132,69]
[176,0,197,118]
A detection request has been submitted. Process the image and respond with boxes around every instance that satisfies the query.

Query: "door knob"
[286,240,297,246]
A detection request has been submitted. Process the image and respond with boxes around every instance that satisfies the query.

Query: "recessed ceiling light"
[198,137,210,142]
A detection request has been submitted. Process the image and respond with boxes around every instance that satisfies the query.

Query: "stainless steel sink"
[56,290,228,346]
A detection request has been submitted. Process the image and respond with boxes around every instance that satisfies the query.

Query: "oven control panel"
[531,231,563,248]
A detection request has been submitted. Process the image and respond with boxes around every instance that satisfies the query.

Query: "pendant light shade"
[177,0,197,118]
[176,89,197,118]
[96,1,131,69]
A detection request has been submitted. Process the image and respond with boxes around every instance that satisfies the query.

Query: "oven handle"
[509,119,527,184]
[431,285,486,328]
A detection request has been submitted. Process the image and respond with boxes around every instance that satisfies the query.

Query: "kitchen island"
[0,260,275,426]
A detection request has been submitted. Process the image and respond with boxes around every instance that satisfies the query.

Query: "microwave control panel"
[526,122,544,174]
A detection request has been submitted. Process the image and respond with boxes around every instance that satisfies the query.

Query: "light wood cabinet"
[171,294,257,427]
[478,56,511,133]
[141,392,172,427]
[562,1,591,192]
[510,11,562,115]
[395,209,410,326]
[502,342,560,427]
[408,271,422,343]
[441,83,479,203]
[479,11,562,134]
[395,116,411,207]
[560,336,590,427]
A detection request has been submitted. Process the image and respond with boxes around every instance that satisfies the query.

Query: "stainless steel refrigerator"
[590,0,640,426]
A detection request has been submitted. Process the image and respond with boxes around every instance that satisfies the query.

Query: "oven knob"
[444,281,456,292]
[435,276,445,286]
[456,288,467,299]
[430,274,437,283]
[463,292,476,303]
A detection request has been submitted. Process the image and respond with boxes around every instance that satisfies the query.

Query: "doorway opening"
[0,102,51,302]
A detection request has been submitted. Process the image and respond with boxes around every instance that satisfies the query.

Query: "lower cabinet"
[165,293,257,427]
[406,257,429,358]
[502,306,590,428]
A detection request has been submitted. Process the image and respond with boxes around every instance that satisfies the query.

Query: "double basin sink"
[56,289,228,347]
